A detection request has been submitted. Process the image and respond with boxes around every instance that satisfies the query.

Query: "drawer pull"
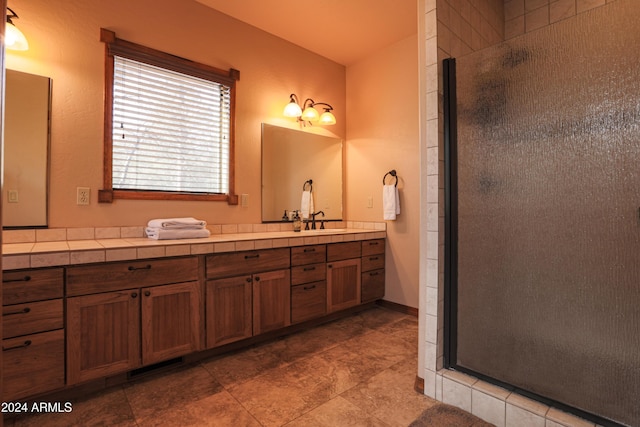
[368,256,379,261]
[369,271,380,277]
[4,275,31,283]
[144,291,151,297]
[128,265,152,271]
[303,248,316,253]
[3,307,31,316]
[131,292,138,298]
[303,266,316,272]
[367,241,380,246]
[244,254,260,260]
[303,285,316,290]
[254,276,260,282]
[3,340,32,351]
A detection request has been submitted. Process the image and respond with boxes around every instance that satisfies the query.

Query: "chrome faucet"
[310,211,325,230]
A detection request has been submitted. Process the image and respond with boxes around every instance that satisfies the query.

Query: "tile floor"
[7,306,442,427]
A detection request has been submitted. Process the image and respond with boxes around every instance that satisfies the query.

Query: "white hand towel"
[147,217,207,230]
[301,191,314,219]
[145,227,210,240]
[383,185,400,220]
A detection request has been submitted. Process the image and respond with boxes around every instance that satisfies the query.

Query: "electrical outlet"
[8,190,19,203]
[367,196,373,208]
[241,193,249,207]
[77,187,90,205]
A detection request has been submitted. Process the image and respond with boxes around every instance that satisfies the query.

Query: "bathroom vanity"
[1,227,385,401]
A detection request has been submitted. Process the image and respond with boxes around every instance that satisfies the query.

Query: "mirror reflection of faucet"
[309,211,325,230]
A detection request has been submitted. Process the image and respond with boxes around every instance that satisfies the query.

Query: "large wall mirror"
[262,124,343,222]
[4,69,51,228]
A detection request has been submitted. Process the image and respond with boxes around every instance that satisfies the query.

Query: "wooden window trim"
[99,28,239,205]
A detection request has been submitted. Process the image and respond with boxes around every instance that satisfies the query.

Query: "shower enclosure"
[445,2,640,426]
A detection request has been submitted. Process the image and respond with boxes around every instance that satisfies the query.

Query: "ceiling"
[194,0,417,66]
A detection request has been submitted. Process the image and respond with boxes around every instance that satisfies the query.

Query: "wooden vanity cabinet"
[205,275,253,347]
[290,245,327,324]
[361,239,386,302]
[66,257,201,384]
[326,242,361,313]
[2,268,65,400]
[205,248,291,348]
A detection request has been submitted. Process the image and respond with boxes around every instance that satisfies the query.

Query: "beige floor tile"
[284,396,391,427]
[341,358,437,427]
[13,387,136,427]
[135,390,261,427]
[123,364,223,422]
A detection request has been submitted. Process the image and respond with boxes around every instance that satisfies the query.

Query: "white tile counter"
[2,222,386,270]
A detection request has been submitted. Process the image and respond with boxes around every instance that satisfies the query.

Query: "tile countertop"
[2,228,387,271]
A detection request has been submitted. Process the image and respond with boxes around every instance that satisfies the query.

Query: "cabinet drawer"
[362,254,385,272]
[67,257,198,296]
[291,281,327,324]
[291,245,326,266]
[3,299,63,339]
[291,263,326,286]
[327,242,361,262]
[3,329,65,400]
[3,268,64,305]
[206,248,290,279]
[362,239,385,256]
[362,269,385,303]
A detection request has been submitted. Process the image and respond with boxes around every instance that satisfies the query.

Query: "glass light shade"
[318,111,336,125]
[6,22,28,51]
[301,106,319,121]
[283,101,302,117]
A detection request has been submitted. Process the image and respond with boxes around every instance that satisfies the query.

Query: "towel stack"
[145,217,210,240]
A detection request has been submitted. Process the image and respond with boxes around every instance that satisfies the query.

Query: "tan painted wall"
[346,35,420,308]
[6,0,345,227]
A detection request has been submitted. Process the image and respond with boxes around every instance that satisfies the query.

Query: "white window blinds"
[112,56,231,194]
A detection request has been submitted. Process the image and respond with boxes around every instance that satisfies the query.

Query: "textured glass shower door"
[451,2,640,426]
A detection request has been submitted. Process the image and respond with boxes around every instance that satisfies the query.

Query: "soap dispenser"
[282,210,288,221]
[293,210,302,232]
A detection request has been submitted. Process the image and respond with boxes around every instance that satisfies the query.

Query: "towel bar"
[302,179,313,191]
[383,170,398,187]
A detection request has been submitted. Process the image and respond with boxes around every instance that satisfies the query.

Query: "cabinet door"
[3,329,65,400]
[291,281,327,324]
[327,258,361,312]
[361,269,385,303]
[206,276,252,348]
[141,281,201,365]
[67,290,140,385]
[253,269,291,335]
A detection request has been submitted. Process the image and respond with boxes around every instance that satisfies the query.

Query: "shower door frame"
[441,57,621,427]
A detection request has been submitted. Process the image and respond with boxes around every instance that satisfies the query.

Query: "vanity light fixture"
[6,7,28,51]
[283,93,336,126]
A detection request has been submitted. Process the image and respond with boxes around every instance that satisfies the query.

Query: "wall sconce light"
[6,7,28,51]
[283,93,336,125]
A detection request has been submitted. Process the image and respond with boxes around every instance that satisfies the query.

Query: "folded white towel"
[300,191,314,219]
[383,185,400,220]
[145,227,211,240]
[147,217,207,230]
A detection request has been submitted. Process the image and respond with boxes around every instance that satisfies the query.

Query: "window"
[99,29,240,204]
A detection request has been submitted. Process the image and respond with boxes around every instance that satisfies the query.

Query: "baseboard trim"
[376,299,418,317]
